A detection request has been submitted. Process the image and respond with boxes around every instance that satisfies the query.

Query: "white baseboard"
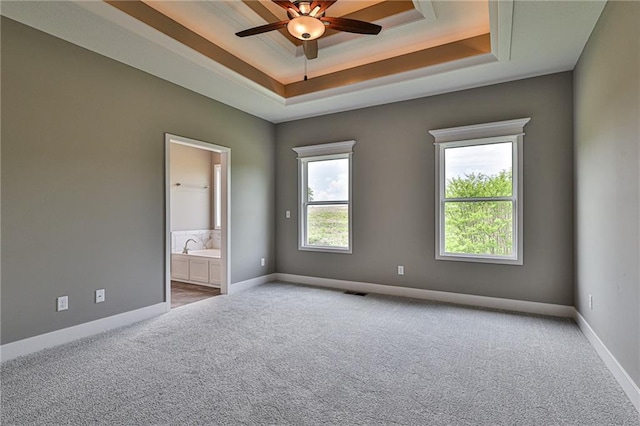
[275,273,575,317]
[229,273,276,295]
[574,310,640,413]
[0,302,167,363]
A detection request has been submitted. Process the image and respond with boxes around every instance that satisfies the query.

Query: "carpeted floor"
[1,282,638,425]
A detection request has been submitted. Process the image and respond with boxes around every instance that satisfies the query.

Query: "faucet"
[182,239,197,254]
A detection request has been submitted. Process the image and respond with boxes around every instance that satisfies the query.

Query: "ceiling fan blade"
[303,40,318,60]
[309,1,337,16]
[320,17,382,35]
[235,20,289,37]
[271,0,300,14]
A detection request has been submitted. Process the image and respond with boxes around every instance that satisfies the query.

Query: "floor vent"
[344,291,367,296]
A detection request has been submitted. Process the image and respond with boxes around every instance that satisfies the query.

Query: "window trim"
[430,118,530,265]
[292,141,356,254]
[213,163,221,230]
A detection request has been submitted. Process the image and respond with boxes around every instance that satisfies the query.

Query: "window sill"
[299,246,352,254]
[436,253,522,266]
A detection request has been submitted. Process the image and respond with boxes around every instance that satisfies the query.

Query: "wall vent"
[344,291,367,296]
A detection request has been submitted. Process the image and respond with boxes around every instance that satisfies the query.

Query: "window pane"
[444,142,512,198]
[307,159,349,202]
[444,201,513,256]
[306,204,349,248]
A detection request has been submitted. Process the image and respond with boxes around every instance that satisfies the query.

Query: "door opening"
[165,134,231,310]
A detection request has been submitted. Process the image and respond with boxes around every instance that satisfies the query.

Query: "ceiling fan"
[235,0,382,60]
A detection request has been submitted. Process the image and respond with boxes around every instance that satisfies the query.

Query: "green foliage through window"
[446,170,512,198]
[444,170,513,256]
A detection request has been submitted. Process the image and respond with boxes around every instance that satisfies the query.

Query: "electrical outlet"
[285,210,291,219]
[261,258,266,267]
[95,289,105,303]
[397,265,405,276]
[589,294,593,310]
[57,296,68,312]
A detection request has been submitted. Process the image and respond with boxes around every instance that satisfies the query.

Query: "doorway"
[165,134,230,310]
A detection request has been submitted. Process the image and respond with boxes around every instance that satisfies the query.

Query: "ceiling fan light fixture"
[287,16,325,40]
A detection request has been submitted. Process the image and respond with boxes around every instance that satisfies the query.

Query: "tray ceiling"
[1,1,607,122]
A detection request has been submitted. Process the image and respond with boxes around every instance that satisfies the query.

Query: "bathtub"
[171,249,221,287]
[186,249,221,258]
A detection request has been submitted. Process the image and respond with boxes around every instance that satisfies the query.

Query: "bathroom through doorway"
[165,134,230,310]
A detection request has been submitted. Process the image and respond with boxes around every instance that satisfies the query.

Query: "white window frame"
[292,141,356,254]
[430,118,530,265]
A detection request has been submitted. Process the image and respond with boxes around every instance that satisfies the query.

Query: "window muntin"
[430,118,529,265]
[293,141,355,254]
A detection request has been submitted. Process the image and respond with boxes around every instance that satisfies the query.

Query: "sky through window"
[307,159,348,201]
[445,142,512,180]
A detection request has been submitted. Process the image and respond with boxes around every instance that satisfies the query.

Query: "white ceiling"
[1,0,606,123]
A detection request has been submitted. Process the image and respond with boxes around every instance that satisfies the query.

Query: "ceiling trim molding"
[104,0,286,97]
[285,33,491,98]
[489,0,514,61]
[412,0,437,21]
[283,52,497,107]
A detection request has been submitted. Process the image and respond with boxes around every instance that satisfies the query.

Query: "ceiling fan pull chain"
[304,57,308,81]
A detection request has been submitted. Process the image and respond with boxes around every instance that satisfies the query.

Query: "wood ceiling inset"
[286,34,491,97]
[105,0,492,99]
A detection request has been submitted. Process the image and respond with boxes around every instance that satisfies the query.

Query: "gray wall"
[574,1,640,386]
[276,72,574,305]
[1,18,276,344]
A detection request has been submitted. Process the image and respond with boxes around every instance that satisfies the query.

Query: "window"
[292,141,355,253]
[430,118,530,265]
